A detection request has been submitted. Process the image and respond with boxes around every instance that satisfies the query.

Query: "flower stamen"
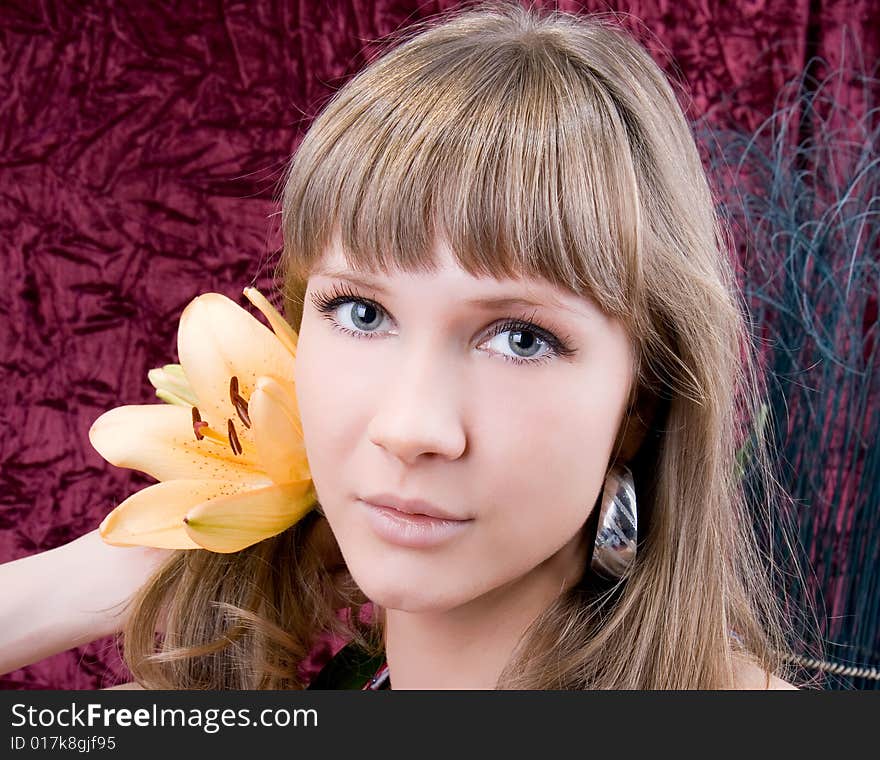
[192,407,206,440]
[229,376,252,429]
[191,406,230,445]
[227,418,243,456]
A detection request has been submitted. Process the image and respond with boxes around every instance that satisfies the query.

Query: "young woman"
[2,1,808,689]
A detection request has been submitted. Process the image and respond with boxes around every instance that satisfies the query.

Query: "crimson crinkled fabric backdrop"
[1,1,878,689]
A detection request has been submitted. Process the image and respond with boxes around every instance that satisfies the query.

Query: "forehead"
[310,236,604,322]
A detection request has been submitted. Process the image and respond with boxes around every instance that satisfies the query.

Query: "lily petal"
[89,404,269,485]
[183,480,317,553]
[243,287,299,356]
[177,293,297,431]
[248,375,310,484]
[99,479,253,549]
[155,388,193,407]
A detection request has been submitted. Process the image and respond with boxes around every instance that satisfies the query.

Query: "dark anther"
[233,395,251,429]
[227,418,243,456]
[192,406,206,441]
[229,375,251,429]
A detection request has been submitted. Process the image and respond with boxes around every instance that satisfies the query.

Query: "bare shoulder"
[733,659,799,690]
[101,682,145,690]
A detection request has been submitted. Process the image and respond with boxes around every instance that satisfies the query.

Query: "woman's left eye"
[309,284,575,367]
[480,319,559,365]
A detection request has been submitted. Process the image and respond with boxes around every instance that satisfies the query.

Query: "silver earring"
[590,463,638,581]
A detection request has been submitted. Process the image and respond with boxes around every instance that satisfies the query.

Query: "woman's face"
[293,234,637,613]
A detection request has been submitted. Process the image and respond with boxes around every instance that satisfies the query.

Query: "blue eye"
[481,319,557,364]
[309,282,576,367]
[338,299,389,334]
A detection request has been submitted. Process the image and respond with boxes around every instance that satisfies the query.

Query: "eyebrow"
[310,267,579,314]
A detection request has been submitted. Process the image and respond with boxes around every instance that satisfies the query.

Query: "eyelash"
[309,282,577,367]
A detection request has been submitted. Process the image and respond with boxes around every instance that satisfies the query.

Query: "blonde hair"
[120,0,815,689]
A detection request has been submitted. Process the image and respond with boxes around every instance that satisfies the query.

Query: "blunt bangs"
[280,28,645,325]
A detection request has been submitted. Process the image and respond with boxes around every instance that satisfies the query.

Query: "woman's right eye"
[310,285,391,339]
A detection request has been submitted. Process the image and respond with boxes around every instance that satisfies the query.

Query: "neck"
[381,530,588,689]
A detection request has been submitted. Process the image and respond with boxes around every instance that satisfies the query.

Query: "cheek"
[295,319,370,419]
[473,373,625,549]
[293,324,379,509]
[293,327,347,481]
[481,448,599,562]
[481,371,624,495]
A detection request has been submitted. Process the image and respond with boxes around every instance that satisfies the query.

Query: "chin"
[352,571,467,613]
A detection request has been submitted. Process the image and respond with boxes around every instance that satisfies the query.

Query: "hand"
[62,529,174,638]
[0,529,174,675]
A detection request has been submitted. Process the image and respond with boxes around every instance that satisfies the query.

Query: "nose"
[366,341,467,465]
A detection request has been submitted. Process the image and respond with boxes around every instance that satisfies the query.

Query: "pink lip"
[360,492,468,521]
[360,500,473,548]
